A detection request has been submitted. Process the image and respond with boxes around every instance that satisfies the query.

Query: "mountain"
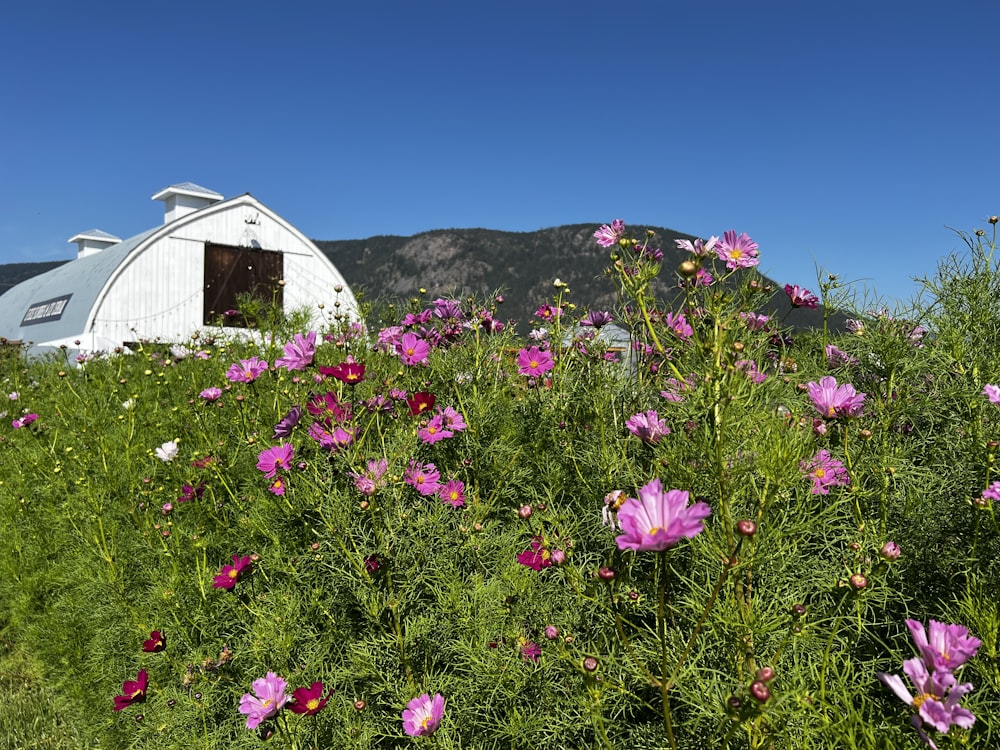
[1,225,837,334]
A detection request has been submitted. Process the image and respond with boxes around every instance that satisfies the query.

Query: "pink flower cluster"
[800,450,850,495]
[879,620,980,747]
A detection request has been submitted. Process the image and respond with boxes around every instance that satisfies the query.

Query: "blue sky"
[2,1,997,307]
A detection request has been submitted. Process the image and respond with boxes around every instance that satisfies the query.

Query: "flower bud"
[755,667,775,682]
[791,603,807,618]
[597,566,616,581]
[990,216,999,225]
[544,625,559,640]
[849,573,868,590]
[736,519,756,537]
[750,680,771,702]
[879,541,901,560]
[353,699,367,711]
[727,695,742,711]
[550,548,566,565]
[679,260,698,277]
[518,505,533,519]
[583,656,599,672]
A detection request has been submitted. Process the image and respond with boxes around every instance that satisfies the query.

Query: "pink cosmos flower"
[200,387,222,401]
[402,692,445,737]
[740,312,771,331]
[784,284,819,309]
[716,230,759,270]
[807,375,866,419]
[405,460,442,496]
[268,476,287,496]
[348,459,389,496]
[418,414,454,444]
[825,345,858,368]
[397,332,430,366]
[983,384,1000,405]
[534,304,563,321]
[239,672,290,729]
[580,310,614,328]
[213,554,252,590]
[660,375,695,403]
[438,405,467,432]
[274,331,316,371]
[517,536,553,570]
[675,236,718,257]
[982,482,1000,502]
[517,346,554,377]
[288,681,329,716]
[594,219,626,248]
[226,357,269,383]
[615,479,711,552]
[665,312,693,341]
[307,422,355,451]
[520,641,542,662]
[307,392,351,423]
[256,444,294,478]
[113,668,149,711]
[11,413,38,429]
[879,658,976,742]
[438,479,466,508]
[800,450,850,495]
[735,359,767,384]
[906,619,981,674]
[625,410,671,443]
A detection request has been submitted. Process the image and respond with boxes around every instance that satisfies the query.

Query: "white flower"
[155,440,179,462]
[122,399,135,410]
[8,391,19,401]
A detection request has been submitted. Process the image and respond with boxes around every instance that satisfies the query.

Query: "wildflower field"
[3,220,1000,750]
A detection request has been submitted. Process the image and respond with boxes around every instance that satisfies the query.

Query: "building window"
[203,243,283,327]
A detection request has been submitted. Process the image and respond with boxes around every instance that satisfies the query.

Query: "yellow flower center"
[306,698,320,711]
[406,347,415,356]
[449,491,459,502]
[814,468,826,478]
[649,526,662,535]
[228,569,239,579]
[530,360,539,369]
[912,693,933,710]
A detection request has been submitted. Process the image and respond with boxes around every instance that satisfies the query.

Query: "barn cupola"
[68,229,122,259]
[151,182,224,224]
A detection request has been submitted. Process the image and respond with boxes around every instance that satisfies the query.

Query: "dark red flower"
[406,391,436,416]
[288,681,330,715]
[113,668,149,711]
[142,630,165,653]
[307,392,352,422]
[213,554,252,590]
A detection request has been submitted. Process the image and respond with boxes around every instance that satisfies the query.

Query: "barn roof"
[1,228,157,346]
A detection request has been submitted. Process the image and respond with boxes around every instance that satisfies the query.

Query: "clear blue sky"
[2,1,997,307]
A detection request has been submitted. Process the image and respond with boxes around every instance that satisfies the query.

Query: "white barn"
[0,183,358,355]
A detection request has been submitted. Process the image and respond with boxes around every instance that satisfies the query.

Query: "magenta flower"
[177,481,205,503]
[625,410,671,443]
[397,332,431,366]
[307,391,352,423]
[226,357,269,383]
[11,413,38,429]
[825,344,858,368]
[275,331,316,371]
[438,479,466,508]
[517,536,553,570]
[983,384,1000,405]
[784,284,819,309]
[807,375,866,419]
[594,219,626,248]
[213,554,252,590]
[534,304,563,321]
[879,658,976,742]
[665,312,693,341]
[268,476,287,496]
[402,692,445,737]
[580,310,614,328]
[200,387,222,401]
[113,668,149,711]
[348,459,389,496]
[437,405,467,432]
[716,230,759,270]
[982,482,1000,503]
[520,641,542,662]
[142,630,166,653]
[517,346,554,377]
[740,312,771,331]
[800,450,850,495]
[405,460,442,496]
[615,479,711,552]
[418,414,454,444]
[906,619,981,673]
[406,391,436,416]
[239,672,290,729]
[735,359,767,384]
[256,444,294,478]
[321,359,366,385]
[288,681,330,716]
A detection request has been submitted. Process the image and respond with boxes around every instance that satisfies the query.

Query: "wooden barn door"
[203,243,284,326]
